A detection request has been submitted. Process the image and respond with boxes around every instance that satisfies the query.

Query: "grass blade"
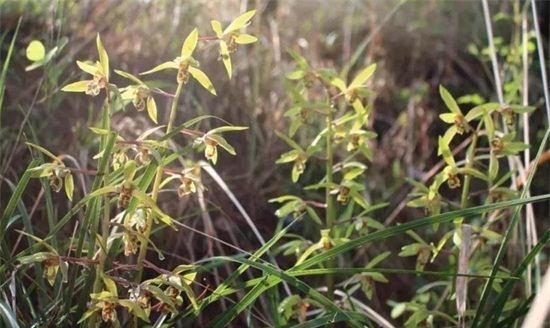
[0,17,22,130]
[0,301,20,328]
[472,127,550,327]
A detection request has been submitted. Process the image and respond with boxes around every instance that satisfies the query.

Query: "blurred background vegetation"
[1,0,549,325]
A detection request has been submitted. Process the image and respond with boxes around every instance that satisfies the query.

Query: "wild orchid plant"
[271,50,388,322]
[397,88,534,326]
[17,10,257,326]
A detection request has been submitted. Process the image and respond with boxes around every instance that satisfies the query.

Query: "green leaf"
[140,61,178,75]
[234,33,257,44]
[26,40,45,62]
[224,10,256,34]
[96,34,109,80]
[439,85,462,115]
[61,80,91,93]
[472,126,550,328]
[64,174,74,201]
[0,18,21,130]
[146,97,157,123]
[25,142,58,161]
[350,63,377,88]
[189,67,217,95]
[181,28,198,59]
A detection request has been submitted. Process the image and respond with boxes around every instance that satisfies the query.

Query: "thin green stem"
[325,108,336,301]
[460,133,478,208]
[135,82,184,284]
[94,89,112,288]
[90,87,113,327]
[166,82,184,134]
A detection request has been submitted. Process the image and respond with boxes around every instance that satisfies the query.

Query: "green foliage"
[0,10,258,327]
[1,2,548,328]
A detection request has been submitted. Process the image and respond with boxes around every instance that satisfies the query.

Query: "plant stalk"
[325,109,336,301]
[135,82,184,283]
[93,89,113,293]
[460,133,478,209]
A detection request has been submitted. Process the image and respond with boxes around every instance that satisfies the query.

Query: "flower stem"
[135,82,184,283]
[325,108,336,301]
[93,89,112,292]
[461,133,478,209]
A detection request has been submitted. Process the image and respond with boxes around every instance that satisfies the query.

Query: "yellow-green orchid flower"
[194,126,248,164]
[211,10,258,79]
[115,69,159,123]
[438,85,472,145]
[140,29,216,95]
[62,34,109,96]
[330,63,377,114]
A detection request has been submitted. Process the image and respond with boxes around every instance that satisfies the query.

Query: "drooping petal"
[147,97,158,124]
[181,28,198,59]
[188,67,216,95]
[234,33,257,44]
[140,61,178,75]
[61,80,92,92]
[224,10,256,34]
[205,144,218,164]
[220,40,232,79]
